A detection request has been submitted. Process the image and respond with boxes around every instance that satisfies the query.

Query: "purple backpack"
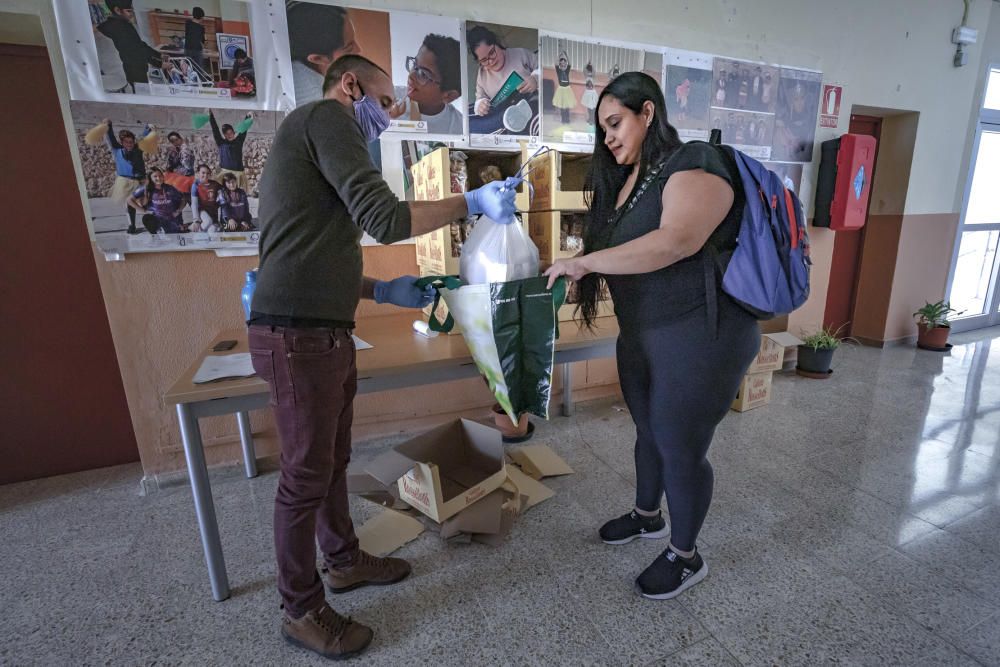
[718,148,811,319]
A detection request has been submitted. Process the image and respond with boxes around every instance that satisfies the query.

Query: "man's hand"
[227,219,237,231]
[464,178,520,224]
[374,276,435,308]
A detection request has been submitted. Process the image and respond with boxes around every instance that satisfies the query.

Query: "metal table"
[164,313,618,600]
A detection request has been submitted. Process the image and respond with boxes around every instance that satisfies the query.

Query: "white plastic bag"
[459,215,540,284]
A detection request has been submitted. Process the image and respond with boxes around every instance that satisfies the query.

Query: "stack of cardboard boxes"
[520,145,615,321]
[731,330,803,412]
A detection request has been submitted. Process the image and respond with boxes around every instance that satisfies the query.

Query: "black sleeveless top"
[556,64,571,86]
[602,141,744,329]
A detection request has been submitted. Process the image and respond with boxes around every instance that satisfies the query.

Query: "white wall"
[2,0,997,337]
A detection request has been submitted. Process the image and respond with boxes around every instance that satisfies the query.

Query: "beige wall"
[3,0,998,476]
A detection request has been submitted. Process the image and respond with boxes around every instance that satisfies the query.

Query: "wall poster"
[709,56,780,159]
[283,2,465,140]
[55,0,268,104]
[772,67,823,162]
[539,32,663,148]
[664,49,713,142]
[72,101,281,255]
[465,21,540,148]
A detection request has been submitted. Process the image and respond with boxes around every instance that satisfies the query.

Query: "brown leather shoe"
[322,550,412,594]
[281,602,373,660]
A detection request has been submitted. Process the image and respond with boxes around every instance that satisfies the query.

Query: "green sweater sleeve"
[305,102,411,244]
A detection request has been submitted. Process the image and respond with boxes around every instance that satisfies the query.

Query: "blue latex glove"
[374,275,435,308]
[464,177,520,224]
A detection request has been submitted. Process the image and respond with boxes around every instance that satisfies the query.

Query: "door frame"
[946,118,1000,333]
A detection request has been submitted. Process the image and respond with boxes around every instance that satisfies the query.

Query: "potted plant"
[797,325,843,376]
[913,301,961,350]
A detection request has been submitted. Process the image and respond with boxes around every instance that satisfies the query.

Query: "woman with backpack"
[544,72,761,600]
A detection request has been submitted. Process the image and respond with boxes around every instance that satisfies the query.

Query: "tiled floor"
[3,327,1000,666]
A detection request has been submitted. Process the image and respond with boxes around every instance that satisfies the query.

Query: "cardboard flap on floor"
[505,466,554,509]
[347,471,408,509]
[508,444,574,479]
[347,471,389,494]
[365,419,508,522]
[439,487,506,539]
[356,509,424,557]
[472,502,519,547]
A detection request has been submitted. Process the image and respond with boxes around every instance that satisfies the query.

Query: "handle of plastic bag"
[414,275,462,333]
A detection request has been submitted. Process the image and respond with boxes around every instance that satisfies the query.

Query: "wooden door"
[0,44,138,484]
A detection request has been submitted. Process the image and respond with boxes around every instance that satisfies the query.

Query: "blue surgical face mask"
[350,82,390,141]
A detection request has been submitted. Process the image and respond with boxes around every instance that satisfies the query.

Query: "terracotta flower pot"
[917,323,950,349]
[492,404,529,439]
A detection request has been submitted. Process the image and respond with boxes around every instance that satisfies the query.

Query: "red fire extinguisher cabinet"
[813,133,876,230]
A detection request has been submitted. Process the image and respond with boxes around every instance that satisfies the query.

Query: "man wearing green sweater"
[250,54,516,660]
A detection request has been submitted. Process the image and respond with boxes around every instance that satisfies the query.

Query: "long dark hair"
[577,71,683,328]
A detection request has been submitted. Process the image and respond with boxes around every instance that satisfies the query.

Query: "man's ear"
[305,53,333,74]
[441,89,460,104]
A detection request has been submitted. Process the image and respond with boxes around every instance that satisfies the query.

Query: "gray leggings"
[616,298,760,551]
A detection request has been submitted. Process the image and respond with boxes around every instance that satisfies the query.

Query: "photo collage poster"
[56,2,824,255]
[284,2,465,141]
[72,100,281,255]
[539,33,663,147]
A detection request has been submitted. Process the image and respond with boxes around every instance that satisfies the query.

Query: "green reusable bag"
[416,275,566,422]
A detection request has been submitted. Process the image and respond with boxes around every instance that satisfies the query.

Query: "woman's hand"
[543,255,591,289]
[517,75,539,95]
[475,98,491,116]
[227,219,237,231]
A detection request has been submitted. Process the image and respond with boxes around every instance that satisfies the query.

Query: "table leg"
[236,411,258,479]
[176,403,231,602]
[561,363,574,417]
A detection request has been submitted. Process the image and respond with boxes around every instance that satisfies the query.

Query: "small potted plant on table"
[913,301,960,351]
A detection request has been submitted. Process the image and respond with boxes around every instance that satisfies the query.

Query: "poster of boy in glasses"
[386,13,464,137]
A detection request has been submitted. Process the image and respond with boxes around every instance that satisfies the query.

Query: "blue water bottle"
[241,269,257,320]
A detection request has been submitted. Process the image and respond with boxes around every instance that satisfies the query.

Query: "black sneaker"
[636,548,708,600]
[599,509,669,545]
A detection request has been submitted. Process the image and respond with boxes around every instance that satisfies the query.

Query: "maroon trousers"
[249,325,359,618]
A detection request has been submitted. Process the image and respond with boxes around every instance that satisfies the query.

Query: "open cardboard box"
[365,419,509,523]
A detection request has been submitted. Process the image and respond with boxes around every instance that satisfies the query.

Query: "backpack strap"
[701,247,720,341]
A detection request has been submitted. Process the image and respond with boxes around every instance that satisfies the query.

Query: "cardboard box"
[523,145,590,212]
[746,334,785,374]
[365,419,508,523]
[732,371,773,412]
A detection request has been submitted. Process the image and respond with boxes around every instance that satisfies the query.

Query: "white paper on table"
[192,353,256,384]
[353,335,373,350]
